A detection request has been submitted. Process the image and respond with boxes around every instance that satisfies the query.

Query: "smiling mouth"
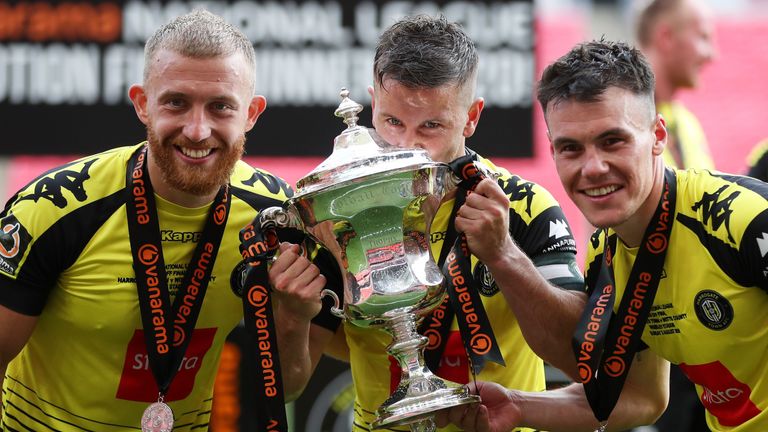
[584,185,620,197]
[178,146,212,159]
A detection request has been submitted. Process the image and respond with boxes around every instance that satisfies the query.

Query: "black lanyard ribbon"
[126,145,230,396]
[420,153,505,375]
[237,209,304,432]
[573,169,676,423]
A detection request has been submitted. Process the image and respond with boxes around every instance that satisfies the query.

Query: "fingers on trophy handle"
[320,288,344,318]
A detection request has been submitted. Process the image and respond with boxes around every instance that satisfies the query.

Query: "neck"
[646,51,675,104]
[146,153,219,208]
[615,162,667,248]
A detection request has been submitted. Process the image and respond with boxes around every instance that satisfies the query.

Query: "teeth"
[584,185,618,197]
[180,147,212,159]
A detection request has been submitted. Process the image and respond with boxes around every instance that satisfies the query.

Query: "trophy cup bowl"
[261,89,480,430]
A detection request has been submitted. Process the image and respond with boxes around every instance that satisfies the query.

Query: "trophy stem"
[371,312,479,430]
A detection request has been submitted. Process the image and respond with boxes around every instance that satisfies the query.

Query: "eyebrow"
[552,127,628,148]
[595,127,628,140]
[157,90,239,105]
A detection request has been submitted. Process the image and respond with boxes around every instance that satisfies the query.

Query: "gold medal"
[141,401,174,432]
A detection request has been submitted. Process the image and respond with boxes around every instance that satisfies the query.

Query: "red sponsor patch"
[389,331,468,393]
[680,361,761,427]
[116,328,217,402]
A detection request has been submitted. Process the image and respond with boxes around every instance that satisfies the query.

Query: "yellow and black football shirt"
[346,152,583,431]
[584,169,768,432]
[659,102,714,170]
[0,143,304,431]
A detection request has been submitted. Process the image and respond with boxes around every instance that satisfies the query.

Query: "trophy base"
[372,380,480,430]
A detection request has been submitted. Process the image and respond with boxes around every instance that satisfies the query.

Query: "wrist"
[484,236,530,273]
[275,304,313,330]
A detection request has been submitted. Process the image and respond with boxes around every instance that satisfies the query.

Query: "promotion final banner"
[0,0,534,157]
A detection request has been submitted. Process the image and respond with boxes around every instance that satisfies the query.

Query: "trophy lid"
[295,88,439,197]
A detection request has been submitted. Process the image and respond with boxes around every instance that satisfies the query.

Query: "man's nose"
[392,129,420,149]
[182,108,212,143]
[582,148,609,177]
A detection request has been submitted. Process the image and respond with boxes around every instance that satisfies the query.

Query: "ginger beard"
[147,125,245,196]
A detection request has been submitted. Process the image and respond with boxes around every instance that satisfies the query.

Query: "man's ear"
[368,85,376,111]
[463,97,485,138]
[129,84,149,126]
[655,21,677,53]
[245,95,268,132]
[652,113,668,156]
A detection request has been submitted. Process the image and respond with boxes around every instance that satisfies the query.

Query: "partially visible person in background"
[636,0,716,171]
[636,1,717,429]
[746,138,768,182]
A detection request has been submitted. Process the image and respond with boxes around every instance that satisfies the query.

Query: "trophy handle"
[320,288,344,318]
[258,206,302,231]
[259,207,345,319]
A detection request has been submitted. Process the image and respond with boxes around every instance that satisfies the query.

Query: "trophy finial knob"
[334,87,363,129]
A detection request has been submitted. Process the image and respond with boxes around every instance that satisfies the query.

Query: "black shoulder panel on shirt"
[509,205,578,258]
[738,208,768,295]
[710,172,768,199]
[676,212,747,287]
[230,186,287,211]
[3,189,125,315]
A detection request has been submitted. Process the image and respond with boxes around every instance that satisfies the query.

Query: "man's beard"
[147,125,245,196]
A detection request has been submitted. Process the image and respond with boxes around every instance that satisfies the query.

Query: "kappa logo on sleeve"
[0,213,32,277]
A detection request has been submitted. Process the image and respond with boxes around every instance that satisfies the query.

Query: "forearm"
[485,238,585,377]
[509,384,601,432]
[514,383,652,432]
[0,366,4,415]
[274,310,312,402]
[517,351,669,432]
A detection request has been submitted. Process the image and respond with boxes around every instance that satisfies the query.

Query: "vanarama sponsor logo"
[424,296,450,350]
[130,149,151,225]
[647,182,671,254]
[248,284,279,398]
[446,248,492,358]
[603,356,626,377]
[138,243,169,355]
[173,241,214,347]
[577,283,613,383]
[240,223,270,262]
[603,271,652,374]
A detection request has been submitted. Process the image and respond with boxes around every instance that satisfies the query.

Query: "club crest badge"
[694,290,733,330]
[473,262,498,296]
[0,213,32,277]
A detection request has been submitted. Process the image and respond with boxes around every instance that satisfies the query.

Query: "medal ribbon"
[573,169,676,423]
[419,153,505,375]
[126,145,230,396]
[236,210,301,432]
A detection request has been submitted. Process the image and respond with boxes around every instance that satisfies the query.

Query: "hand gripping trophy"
[257,89,496,431]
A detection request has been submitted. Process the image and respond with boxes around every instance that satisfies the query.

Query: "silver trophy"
[261,89,480,430]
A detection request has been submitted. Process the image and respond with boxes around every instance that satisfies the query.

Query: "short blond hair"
[143,9,256,92]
